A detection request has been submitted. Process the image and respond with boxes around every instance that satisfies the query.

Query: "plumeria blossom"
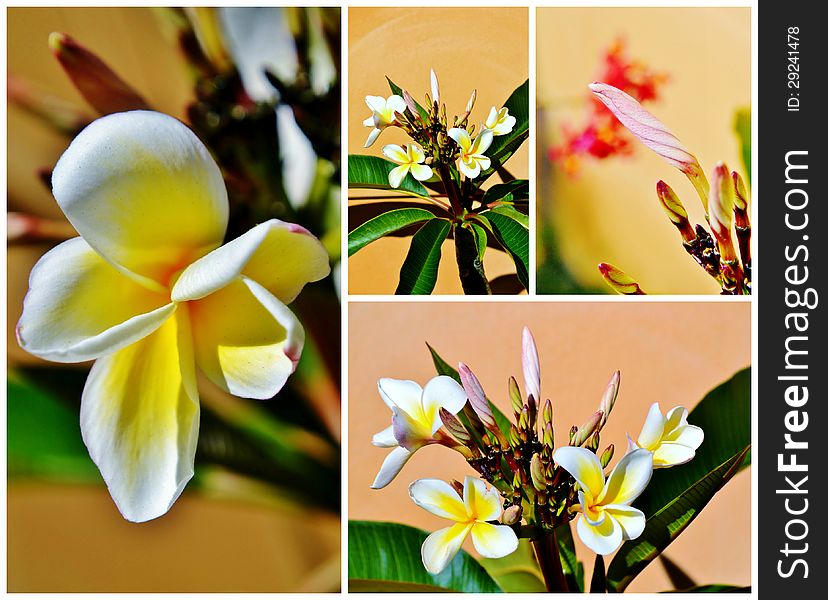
[371,376,467,489]
[409,476,519,574]
[381,143,433,189]
[484,106,516,136]
[448,127,493,179]
[363,94,406,148]
[628,403,704,468]
[554,446,653,555]
[16,110,330,522]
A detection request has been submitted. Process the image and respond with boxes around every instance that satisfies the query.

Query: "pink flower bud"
[521,327,540,405]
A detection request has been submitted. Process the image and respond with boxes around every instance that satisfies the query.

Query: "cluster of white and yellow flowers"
[17,110,330,523]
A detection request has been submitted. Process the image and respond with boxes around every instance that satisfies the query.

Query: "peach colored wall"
[348,7,528,294]
[349,301,750,592]
[537,8,751,294]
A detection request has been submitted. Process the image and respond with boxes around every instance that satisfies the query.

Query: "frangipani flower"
[554,446,653,555]
[381,143,433,189]
[448,127,493,179]
[484,106,516,136]
[628,403,704,468]
[363,94,406,147]
[409,476,519,574]
[16,110,330,522]
[371,376,467,489]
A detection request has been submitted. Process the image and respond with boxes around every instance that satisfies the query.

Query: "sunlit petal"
[652,442,697,467]
[598,448,653,506]
[388,164,410,189]
[576,512,623,555]
[421,375,468,433]
[371,446,413,489]
[80,311,198,523]
[553,446,605,499]
[377,378,423,419]
[382,144,410,164]
[470,522,519,559]
[604,504,646,540]
[637,402,666,449]
[421,523,473,575]
[409,164,433,182]
[409,479,468,521]
[463,476,503,522]
[447,127,471,151]
[17,237,174,363]
[372,425,398,448]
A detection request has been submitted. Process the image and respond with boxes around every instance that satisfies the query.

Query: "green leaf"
[348,207,435,256]
[348,155,430,198]
[733,108,751,185]
[556,522,585,591]
[470,222,487,259]
[480,539,546,593]
[606,447,749,592]
[386,76,430,122]
[635,368,751,518]
[7,374,99,482]
[395,218,451,295]
[590,555,607,593]
[482,180,529,204]
[488,204,529,228]
[660,555,697,591]
[425,343,512,435]
[486,211,529,290]
[486,79,529,161]
[348,520,502,593]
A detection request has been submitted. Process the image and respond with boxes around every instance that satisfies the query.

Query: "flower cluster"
[362,69,514,189]
[371,328,703,573]
[549,39,668,176]
[591,83,752,295]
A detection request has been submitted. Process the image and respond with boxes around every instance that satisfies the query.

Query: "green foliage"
[480,539,546,592]
[482,180,529,204]
[486,211,529,289]
[348,155,430,198]
[733,108,751,184]
[395,218,451,295]
[348,520,502,592]
[347,207,435,256]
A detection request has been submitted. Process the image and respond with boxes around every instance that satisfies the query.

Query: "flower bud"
[542,399,553,431]
[502,504,522,525]
[585,431,600,452]
[572,411,602,446]
[600,444,615,468]
[543,422,555,450]
[458,363,496,431]
[656,180,696,243]
[530,453,547,491]
[439,408,472,446]
[48,32,150,115]
[430,68,440,105]
[466,89,477,114]
[732,171,749,211]
[522,327,541,407]
[709,162,737,262]
[598,371,620,428]
[597,263,646,295]
[403,89,419,118]
[508,376,523,416]
[509,424,521,449]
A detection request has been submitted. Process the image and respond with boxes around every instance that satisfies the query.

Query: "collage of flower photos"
[6,4,751,595]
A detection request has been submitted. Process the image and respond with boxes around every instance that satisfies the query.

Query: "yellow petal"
[17,237,174,363]
[409,479,468,521]
[171,219,330,304]
[553,446,605,500]
[421,523,473,575]
[189,276,303,400]
[470,522,519,559]
[597,448,653,506]
[80,310,198,523]
[52,111,228,289]
[463,476,502,522]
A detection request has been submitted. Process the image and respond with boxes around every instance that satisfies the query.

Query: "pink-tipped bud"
[458,363,495,430]
[598,371,620,428]
[430,68,440,105]
[656,180,696,243]
[709,162,737,262]
[521,327,541,407]
[466,89,477,114]
[48,32,149,115]
[597,263,646,295]
[402,89,419,117]
[732,171,749,212]
[572,411,603,446]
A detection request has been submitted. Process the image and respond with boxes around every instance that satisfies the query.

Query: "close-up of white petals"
[363,94,406,147]
[629,402,704,468]
[484,106,516,136]
[381,143,433,189]
[17,110,330,522]
[448,127,493,179]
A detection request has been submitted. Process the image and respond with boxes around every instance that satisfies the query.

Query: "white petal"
[52,111,228,289]
[80,310,198,523]
[576,513,623,555]
[363,116,375,127]
[604,504,646,540]
[372,425,398,448]
[668,423,704,449]
[652,442,697,468]
[637,402,666,450]
[447,128,471,151]
[377,378,423,416]
[189,276,303,400]
[409,479,468,521]
[382,144,410,164]
[470,523,519,559]
[371,446,413,489]
[421,375,468,434]
[421,523,472,575]
[392,405,433,450]
[553,446,605,500]
[463,476,502,522]
[409,164,433,182]
[171,219,330,304]
[473,129,494,155]
[598,448,653,506]
[457,159,481,179]
[364,127,381,148]
[386,95,407,115]
[664,406,689,432]
[365,95,387,114]
[408,144,426,163]
[485,106,498,129]
[388,164,409,189]
[475,156,491,172]
[17,237,175,363]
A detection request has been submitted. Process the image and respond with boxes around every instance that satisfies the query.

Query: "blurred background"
[349,301,751,592]
[348,7,528,294]
[537,8,751,294]
[7,7,340,591]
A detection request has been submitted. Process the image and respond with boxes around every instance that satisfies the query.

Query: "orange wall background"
[537,8,751,294]
[348,7,528,294]
[349,301,751,592]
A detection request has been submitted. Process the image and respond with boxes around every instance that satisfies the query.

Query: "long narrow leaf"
[348,208,434,256]
[348,155,430,198]
[395,218,450,295]
[487,211,529,290]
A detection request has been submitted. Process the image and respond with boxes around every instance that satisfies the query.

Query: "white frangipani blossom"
[448,127,493,179]
[381,144,433,189]
[628,403,704,468]
[363,94,406,147]
[484,106,516,136]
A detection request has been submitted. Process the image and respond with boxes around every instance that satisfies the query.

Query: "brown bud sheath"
[49,32,150,115]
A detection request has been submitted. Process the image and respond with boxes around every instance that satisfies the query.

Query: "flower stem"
[531,529,569,592]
